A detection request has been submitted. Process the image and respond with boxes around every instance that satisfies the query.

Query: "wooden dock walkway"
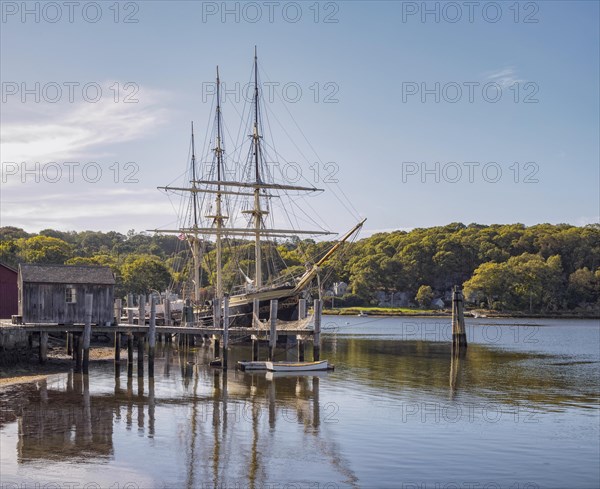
[0,297,320,375]
[0,320,313,338]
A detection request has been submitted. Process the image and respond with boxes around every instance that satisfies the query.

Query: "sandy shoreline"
[0,346,122,390]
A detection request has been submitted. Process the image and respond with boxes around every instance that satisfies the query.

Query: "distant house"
[18,264,115,325]
[333,282,348,296]
[0,263,18,319]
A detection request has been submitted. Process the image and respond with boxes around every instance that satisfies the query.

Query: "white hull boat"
[265,360,330,372]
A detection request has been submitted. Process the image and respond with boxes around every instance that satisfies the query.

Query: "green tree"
[463,262,513,309]
[17,236,73,264]
[567,267,599,307]
[121,255,172,295]
[0,240,19,267]
[415,285,434,308]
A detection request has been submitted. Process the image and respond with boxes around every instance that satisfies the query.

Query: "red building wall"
[0,264,18,319]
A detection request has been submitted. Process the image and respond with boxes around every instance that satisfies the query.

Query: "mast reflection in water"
[0,317,598,488]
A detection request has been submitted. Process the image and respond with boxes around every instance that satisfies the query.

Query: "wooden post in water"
[212,298,221,357]
[113,299,122,368]
[82,294,93,374]
[66,332,72,356]
[297,298,306,362]
[148,296,156,378]
[269,299,278,361]
[127,294,134,323]
[452,285,468,351]
[163,292,171,326]
[313,299,322,361]
[126,293,134,377]
[74,334,82,372]
[127,336,134,378]
[148,295,156,378]
[114,331,121,363]
[137,294,146,377]
[39,331,48,364]
[137,334,144,377]
[138,294,145,326]
[222,296,229,370]
[114,298,123,325]
[163,292,171,344]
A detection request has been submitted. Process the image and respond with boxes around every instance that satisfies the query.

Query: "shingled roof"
[19,264,115,285]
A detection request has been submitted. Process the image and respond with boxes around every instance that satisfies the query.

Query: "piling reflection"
[449,349,465,398]
[14,375,114,462]
[324,337,599,409]
[1,334,596,486]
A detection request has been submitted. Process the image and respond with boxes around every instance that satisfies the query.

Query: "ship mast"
[191,122,201,304]
[251,46,265,289]
[149,50,342,307]
[214,66,225,300]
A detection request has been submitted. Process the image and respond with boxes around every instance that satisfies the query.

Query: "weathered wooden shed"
[18,264,115,325]
[0,263,18,319]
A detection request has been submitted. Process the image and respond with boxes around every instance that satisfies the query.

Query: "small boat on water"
[266,370,331,380]
[237,361,268,371]
[265,360,331,372]
[357,311,369,317]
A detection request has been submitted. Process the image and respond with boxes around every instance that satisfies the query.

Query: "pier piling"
[127,334,134,378]
[114,298,123,325]
[114,332,121,362]
[451,285,468,352]
[74,334,82,372]
[114,298,122,372]
[127,293,134,377]
[137,334,144,377]
[163,293,171,326]
[297,298,307,361]
[298,340,305,362]
[313,299,322,361]
[269,299,278,361]
[148,296,156,377]
[138,294,145,326]
[39,331,48,364]
[127,294,134,324]
[82,294,93,374]
[212,297,221,356]
[222,296,229,370]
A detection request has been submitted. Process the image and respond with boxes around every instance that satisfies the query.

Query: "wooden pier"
[0,296,321,376]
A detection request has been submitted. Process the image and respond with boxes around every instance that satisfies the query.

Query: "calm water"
[0,317,598,489]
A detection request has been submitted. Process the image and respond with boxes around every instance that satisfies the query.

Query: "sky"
[1,0,599,238]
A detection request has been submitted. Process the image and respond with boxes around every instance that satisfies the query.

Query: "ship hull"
[199,290,301,328]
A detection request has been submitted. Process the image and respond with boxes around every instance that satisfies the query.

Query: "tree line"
[1,222,598,312]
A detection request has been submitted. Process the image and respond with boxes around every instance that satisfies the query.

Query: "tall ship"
[151,49,365,327]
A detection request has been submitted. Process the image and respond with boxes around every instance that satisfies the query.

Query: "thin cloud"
[1,83,170,165]
[1,188,173,232]
[483,67,524,88]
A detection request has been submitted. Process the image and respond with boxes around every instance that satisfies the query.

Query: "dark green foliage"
[1,223,598,311]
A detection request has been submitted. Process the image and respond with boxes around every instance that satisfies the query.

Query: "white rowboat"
[265,360,330,372]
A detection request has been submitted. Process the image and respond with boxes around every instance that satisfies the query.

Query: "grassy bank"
[323,306,447,317]
[322,306,599,319]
